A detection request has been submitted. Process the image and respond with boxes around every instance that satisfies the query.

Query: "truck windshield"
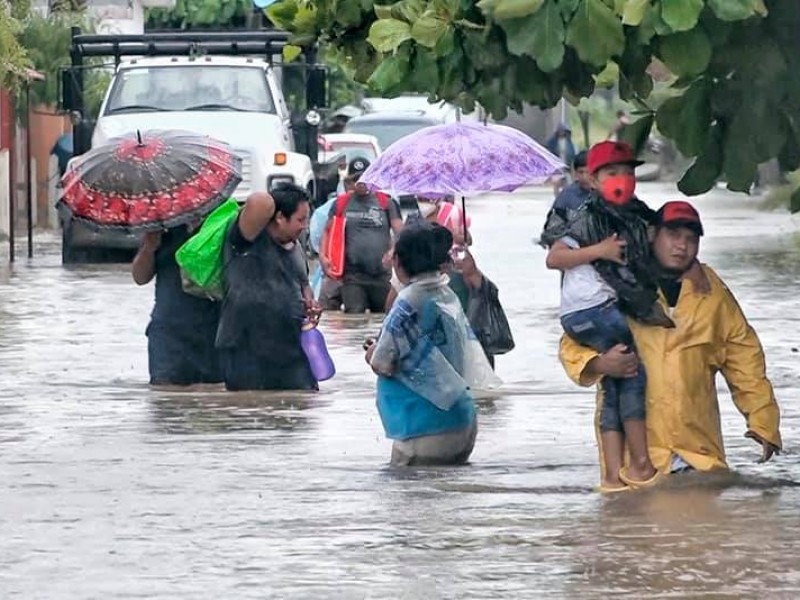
[105,66,276,114]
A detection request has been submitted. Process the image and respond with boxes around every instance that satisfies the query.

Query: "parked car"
[318,133,381,165]
[344,111,441,152]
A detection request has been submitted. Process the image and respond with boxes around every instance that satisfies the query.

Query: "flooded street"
[1,183,799,598]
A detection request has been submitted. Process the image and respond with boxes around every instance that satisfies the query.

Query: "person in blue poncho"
[364,222,498,466]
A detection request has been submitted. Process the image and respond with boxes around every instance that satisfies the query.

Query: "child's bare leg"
[600,430,626,488]
[621,419,657,481]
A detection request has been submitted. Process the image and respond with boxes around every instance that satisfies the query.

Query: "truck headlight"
[268,175,295,191]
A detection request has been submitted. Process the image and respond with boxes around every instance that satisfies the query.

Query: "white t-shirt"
[559,236,616,317]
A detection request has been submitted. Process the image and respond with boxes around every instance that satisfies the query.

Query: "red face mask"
[600,174,636,205]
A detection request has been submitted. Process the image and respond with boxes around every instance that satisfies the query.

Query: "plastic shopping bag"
[175,198,240,300]
[467,278,515,356]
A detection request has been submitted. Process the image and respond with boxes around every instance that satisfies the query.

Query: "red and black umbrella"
[57,130,242,232]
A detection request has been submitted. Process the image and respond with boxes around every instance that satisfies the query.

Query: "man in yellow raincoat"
[559,201,782,489]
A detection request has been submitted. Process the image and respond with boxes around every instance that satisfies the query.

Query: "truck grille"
[233,149,253,200]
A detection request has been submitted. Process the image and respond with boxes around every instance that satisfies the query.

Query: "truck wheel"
[61,221,88,264]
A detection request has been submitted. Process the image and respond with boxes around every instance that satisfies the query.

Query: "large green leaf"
[432,0,460,16]
[335,0,363,27]
[411,13,447,48]
[558,0,581,20]
[438,44,466,98]
[368,45,412,92]
[678,123,724,195]
[367,18,412,52]
[656,79,711,156]
[617,34,653,99]
[658,28,712,76]
[410,47,440,90]
[266,0,299,29]
[636,2,660,43]
[282,44,303,63]
[622,0,648,26]
[660,0,703,32]
[464,31,509,70]
[499,0,564,71]
[734,99,787,164]
[707,0,764,22]
[478,0,544,20]
[619,114,654,156]
[434,26,456,56]
[528,0,565,71]
[595,62,619,88]
[562,48,596,100]
[389,0,426,23]
[374,4,392,19]
[499,15,536,57]
[566,0,625,67]
[513,56,563,106]
[292,4,319,38]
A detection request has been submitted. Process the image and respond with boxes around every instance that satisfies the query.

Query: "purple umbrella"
[360,120,565,198]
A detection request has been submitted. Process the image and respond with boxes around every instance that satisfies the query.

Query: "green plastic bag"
[175,198,240,301]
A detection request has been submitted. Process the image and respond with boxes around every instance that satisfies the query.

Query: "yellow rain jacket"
[560,264,782,475]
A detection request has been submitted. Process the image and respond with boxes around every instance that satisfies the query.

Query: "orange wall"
[28,106,71,227]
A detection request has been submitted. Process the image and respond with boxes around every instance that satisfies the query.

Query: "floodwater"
[1,183,798,598]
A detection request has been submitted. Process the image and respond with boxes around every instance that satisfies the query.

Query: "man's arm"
[718,288,782,457]
[237,191,276,242]
[131,231,162,285]
[454,248,483,290]
[559,335,638,387]
[318,203,338,276]
[546,236,627,271]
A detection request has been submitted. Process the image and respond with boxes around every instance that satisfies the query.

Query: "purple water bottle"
[300,320,336,382]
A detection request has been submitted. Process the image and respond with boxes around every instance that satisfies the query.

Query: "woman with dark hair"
[365,223,497,465]
[216,185,319,391]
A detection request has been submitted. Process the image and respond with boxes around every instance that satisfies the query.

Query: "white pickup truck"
[93,55,314,196]
[60,30,331,263]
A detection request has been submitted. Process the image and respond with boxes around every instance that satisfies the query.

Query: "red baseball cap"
[587,141,644,174]
[656,201,704,236]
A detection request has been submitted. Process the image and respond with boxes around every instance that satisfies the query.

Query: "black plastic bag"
[467,278,515,356]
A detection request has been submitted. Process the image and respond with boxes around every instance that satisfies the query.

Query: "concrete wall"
[495,104,561,146]
[31,0,146,34]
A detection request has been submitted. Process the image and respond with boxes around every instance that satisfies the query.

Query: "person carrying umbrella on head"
[133,223,223,386]
[57,130,244,386]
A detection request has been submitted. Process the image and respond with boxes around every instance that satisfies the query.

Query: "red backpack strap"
[375,192,391,210]
[334,191,354,217]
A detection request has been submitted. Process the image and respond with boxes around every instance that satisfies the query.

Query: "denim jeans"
[561,301,647,432]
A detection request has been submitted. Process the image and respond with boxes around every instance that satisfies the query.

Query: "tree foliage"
[14,11,110,118]
[0,1,31,90]
[146,0,253,29]
[145,0,365,108]
[266,0,800,205]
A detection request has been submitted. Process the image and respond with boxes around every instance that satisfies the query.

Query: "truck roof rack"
[70,28,315,66]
